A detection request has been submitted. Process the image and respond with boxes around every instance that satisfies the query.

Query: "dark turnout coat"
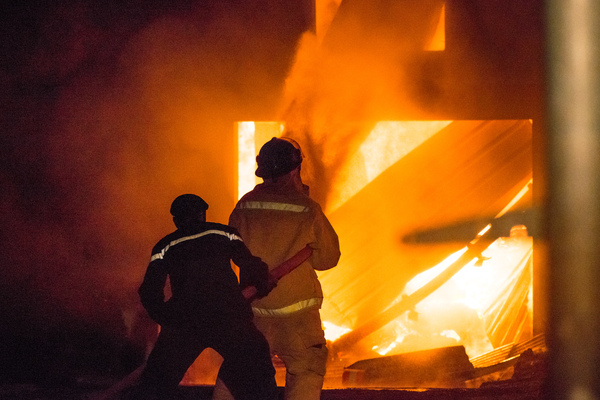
[139,221,269,328]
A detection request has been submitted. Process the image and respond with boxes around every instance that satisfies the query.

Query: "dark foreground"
[0,378,547,400]
[0,348,548,399]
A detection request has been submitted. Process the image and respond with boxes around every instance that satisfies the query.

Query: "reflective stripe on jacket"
[150,230,243,262]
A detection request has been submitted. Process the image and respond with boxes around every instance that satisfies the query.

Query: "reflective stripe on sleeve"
[150,230,242,262]
[236,201,308,213]
[252,297,322,317]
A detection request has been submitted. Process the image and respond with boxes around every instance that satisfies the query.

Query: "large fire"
[187,0,537,391]
[237,122,533,367]
[367,226,532,359]
[237,120,451,208]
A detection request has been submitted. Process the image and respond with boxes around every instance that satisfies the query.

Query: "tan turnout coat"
[229,178,340,317]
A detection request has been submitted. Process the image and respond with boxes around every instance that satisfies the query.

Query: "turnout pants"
[213,308,328,400]
[133,318,277,400]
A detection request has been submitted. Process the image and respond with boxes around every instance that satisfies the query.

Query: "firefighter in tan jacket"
[213,137,340,400]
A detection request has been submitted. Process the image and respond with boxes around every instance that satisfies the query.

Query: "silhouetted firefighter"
[130,194,278,400]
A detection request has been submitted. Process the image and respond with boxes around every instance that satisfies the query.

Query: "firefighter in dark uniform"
[133,194,278,400]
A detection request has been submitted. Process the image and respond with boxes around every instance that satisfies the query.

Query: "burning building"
[11,0,597,398]
[217,0,545,390]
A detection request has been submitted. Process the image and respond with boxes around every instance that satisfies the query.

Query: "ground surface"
[0,379,547,400]
[0,350,548,399]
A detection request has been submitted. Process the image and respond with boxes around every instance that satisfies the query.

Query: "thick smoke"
[275,0,444,209]
[0,0,544,384]
[272,0,543,373]
[275,0,542,210]
[1,0,308,382]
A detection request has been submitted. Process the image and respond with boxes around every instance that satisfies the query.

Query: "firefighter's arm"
[310,209,341,271]
[231,239,273,298]
[138,259,170,325]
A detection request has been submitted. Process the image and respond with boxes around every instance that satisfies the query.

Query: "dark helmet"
[170,194,209,218]
[255,137,303,179]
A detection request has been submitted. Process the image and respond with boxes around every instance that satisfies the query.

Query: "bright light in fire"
[237,121,285,199]
[373,179,534,358]
[452,237,533,314]
[476,224,492,237]
[375,232,533,358]
[236,120,451,210]
[373,341,398,355]
[329,121,451,212]
[440,330,461,342]
[323,321,351,342]
[403,247,470,297]
[238,122,256,199]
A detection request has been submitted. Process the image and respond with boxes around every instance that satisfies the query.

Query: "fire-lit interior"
[161,0,541,390]
[3,0,552,394]
[230,119,533,388]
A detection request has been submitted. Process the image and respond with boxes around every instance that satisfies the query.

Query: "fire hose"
[242,245,313,301]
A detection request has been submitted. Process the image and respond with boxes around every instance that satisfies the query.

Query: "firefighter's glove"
[255,276,277,299]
